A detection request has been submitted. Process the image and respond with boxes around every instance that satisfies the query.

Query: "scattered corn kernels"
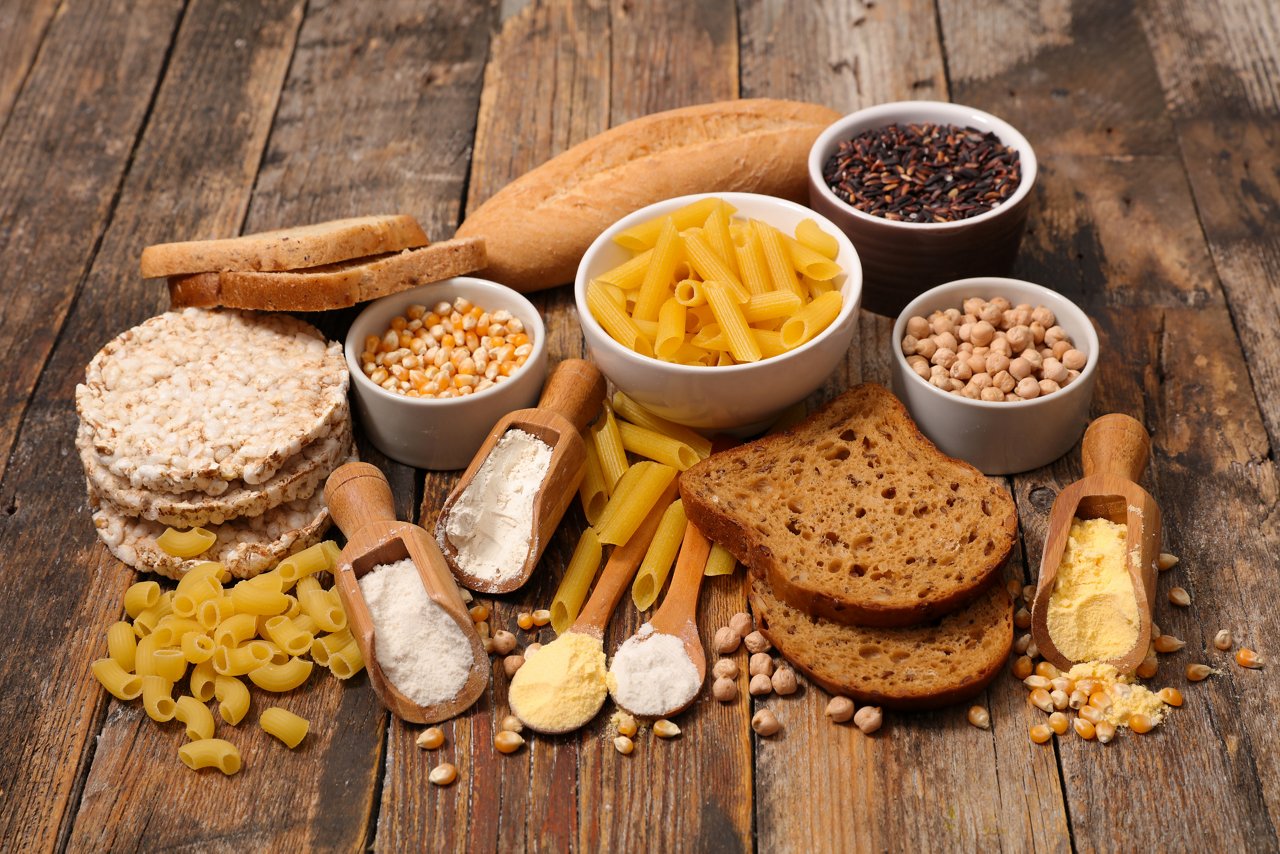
[416,727,444,750]
[653,719,681,738]
[1096,720,1116,743]
[1029,688,1054,712]
[1050,689,1069,710]
[1168,587,1191,607]
[1014,633,1032,655]
[968,705,990,729]
[1214,629,1233,651]
[615,713,637,738]
[1012,656,1034,680]
[1014,608,1032,629]
[516,612,534,631]
[1186,663,1213,682]
[1072,717,1096,739]
[531,609,552,627]
[614,735,635,755]
[1078,704,1103,725]
[429,763,458,786]
[1129,713,1155,734]
[469,604,490,622]
[1136,652,1160,679]
[1236,648,1264,669]
[1035,661,1060,680]
[1158,687,1184,707]
[1029,724,1053,744]
[500,715,523,733]
[1154,635,1186,653]
[825,696,855,723]
[1157,553,1179,571]
[1007,579,1023,599]
[494,731,525,754]
[1023,675,1052,690]
[1047,711,1070,735]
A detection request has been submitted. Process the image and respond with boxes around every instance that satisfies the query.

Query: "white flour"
[359,558,473,706]
[607,623,701,716]
[443,428,552,584]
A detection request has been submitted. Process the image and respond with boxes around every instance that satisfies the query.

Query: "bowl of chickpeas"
[890,277,1099,474]
[345,277,548,469]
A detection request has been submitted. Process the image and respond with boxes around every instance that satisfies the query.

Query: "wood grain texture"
[939,0,1280,848]
[0,0,58,128]
[0,0,182,490]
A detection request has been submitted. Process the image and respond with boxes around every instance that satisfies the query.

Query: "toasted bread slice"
[140,215,429,277]
[680,384,1017,627]
[167,238,487,312]
[749,575,1013,709]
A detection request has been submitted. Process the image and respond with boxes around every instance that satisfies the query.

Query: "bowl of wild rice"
[807,101,1037,317]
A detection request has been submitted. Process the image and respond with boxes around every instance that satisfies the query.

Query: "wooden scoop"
[509,480,678,734]
[324,462,488,723]
[435,358,606,594]
[1031,414,1162,674]
[610,522,712,717]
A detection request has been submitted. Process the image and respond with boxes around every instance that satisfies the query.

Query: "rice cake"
[76,309,349,495]
[81,416,351,527]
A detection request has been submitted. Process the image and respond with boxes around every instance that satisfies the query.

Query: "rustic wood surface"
[0,0,1276,850]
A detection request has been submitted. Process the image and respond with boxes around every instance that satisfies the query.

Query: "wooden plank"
[938,0,1280,847]
[0,0,182,490]
[0,0,59,128]
[737,1,1073,848]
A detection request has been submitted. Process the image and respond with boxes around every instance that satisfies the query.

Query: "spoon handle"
[1081,413,1150,482]
[652,523,712,627]
[324,462,398,538]
[537,358,606,433]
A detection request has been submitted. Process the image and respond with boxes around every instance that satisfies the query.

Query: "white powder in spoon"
[607,623,701,716]
[359,558,474,707]
[442,428,553,585]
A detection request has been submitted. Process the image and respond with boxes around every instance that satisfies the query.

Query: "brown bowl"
[807,101,1037,317]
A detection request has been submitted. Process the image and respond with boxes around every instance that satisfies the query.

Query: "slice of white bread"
[456,99,841,292]
[167,238,487,312]
[749,575,1013,709]
[140,215,430,277]
[680,384,1018,627]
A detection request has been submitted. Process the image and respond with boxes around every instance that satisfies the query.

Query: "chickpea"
[1006,325,1033,353]
[989,336,1013,357]
[933,348,957,370]
[963,297,986,316]
[993,370,1016,393]
[729,612,753,637]
[971,345,989,357]
[749,652,774,677]
[958,341,973,353]
[910,358,931,380]
[1065,369,1081,385]
[980,387,1005,402]
[1044,325,1069,347]
[915,337,938,360]
[1021,348,1043,370]
[1041,357,1068,384]
[1029,321,1046,344]
[985,353,1011,375]
[1031,306,1056,327]
[989,296,1011,313]
[744,631,771,654]
[970,321,996,346]
[712,677,738,702]
[749,673,773,696]
[933,331,958,353]
[967,353,986,373]
[1061,349,1087,371]
[957,323,973,343]
[1052,339,1072,359]
[950,360,973,381]
[930,315,956,336]
[712,658,739,680]
[900,335,919,356]
[943,308,963,324]
[960,383,981,399]
[714,626,740,654]
[1015,376,1041,399]
[751,709,781,737]
[771,667,798,695]
[970,371,992,390]
[1038,379,1061,395]
[1008,357,1032,380]
[947,378,964,392]
[979,303,1003,323]
[906,316,930,338]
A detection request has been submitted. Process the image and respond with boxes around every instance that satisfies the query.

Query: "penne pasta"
[588,279,654,357]
[741,290,803,324]
[155,527,216,559]
[248,657,314,692]
[592,403,629,494]
[754,220,806,298]
[702,203,740,278]
[595,462,678,546]
[214,675,250,725]
[613,197,729,251]
[178,738,241,775]
[577,440,609,525]
[782,232,842,280]
[92,658,143,701]
[671,342,716,366]
[735,226,772,296]
[189,660,217,703]
[617,422,700,471]
[260,707,309,749]
[703,543,738,576]
[612,393,713,458]
[550,529,604,635]
[174,695,216,741]
[123,580,161,619]
[682,231,749,303]
[704,281,762,362]
[690,323,723,350]
[804,275,835,300]
[655,298,687,361]
[631,500,687,611]
[780,291,843,349]
[107,621,137,672]
[596,249,655,290]
[674,278,706,307]
[141,675,177,722]
[633,217,680,321]
[795,217,840,260]
[320,540,342,571]
[753,329,789,359]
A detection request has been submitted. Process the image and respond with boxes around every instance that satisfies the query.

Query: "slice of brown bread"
[749,575,1013,709]
[140,215,429,277]
[167,238,487,312]
[680,383,1018,627]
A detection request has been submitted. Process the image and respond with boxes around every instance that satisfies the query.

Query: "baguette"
[457,99,841,292]
[167,238,487,312]
[141,215,429,277]
[749,575,1013,710]
[680,384,1018,627]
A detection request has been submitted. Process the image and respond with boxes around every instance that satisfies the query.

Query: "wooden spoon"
[509,479,678,734]
[324,462,488,723]
[1031,414,1162,674]
[435,358,606,594]
[609,522,713,717]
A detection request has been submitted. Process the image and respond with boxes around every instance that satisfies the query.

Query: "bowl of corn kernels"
[345,277,548,469]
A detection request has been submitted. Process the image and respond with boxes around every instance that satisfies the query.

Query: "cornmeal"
[508,632,607,731]
[1046,517,1140,662]
[1066,661,1168,728]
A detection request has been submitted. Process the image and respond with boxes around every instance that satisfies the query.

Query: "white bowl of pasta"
[574,192,862,431]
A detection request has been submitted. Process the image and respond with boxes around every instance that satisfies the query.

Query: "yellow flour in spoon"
[1046,517,1140,662]
[508,632,607,732]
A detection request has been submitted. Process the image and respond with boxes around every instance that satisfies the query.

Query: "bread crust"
[680,384,1018,627]
[140,215,429,277]
[456,99,841,292]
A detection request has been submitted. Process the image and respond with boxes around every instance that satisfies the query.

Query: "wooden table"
[2,0,1277,850]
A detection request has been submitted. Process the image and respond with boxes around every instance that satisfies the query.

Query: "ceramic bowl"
[808,100,1037,317]
[345,277,548,470]
[889,277,1099,475]
[575,192,863,432]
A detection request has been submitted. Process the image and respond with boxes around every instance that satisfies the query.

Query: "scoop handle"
[537,358,606,433]
[324,462,398,538]
[1081,414,1150,482]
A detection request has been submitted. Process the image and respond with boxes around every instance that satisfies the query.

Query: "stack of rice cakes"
[76,308,353,579]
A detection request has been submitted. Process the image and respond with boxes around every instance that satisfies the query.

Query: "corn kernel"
[1158,687,1184,707]
[1214,629,1233,651]
[1029,688,1054,713]
[1073,718,1096,740]
[494,731,525,754]
[967,705,990,729]
[1154,635,1186,653]
[653,719,681,738]
[1236,648,1264,669]
[1012,656,1034,680]
[1035,661,1060,680]
[1029,724,1053,744]
[1047,711,1069,734]
[1168,586,1191,607]
[1186,663,1213,681]
[1078,704,1103,725]
[516,612,534,631]
[1128,713,1155,734]
[1096,721,1116,743]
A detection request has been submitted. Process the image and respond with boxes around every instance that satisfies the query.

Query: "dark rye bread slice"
[680,384,1017,627]
[749,575,1013,710]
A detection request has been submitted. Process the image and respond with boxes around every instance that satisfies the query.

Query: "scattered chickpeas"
[653,719,681,738]
[494,731,525,754]
[531,609,552,627]
[1236,648,1265,669]
[751,709,781,737]
[902,299,1086,401]
[825,696,855,723]
[748,653,774,677]
[502,654,525,677]
[712,658,739,680]
[1157,553,1179,571]
[360,299,532,399]
[853,706,883,735]
[771,667,798,696]
[729,612,753,638]
[416,727,444,750]
[743,631,771,654]
[1168,587,1191,607]
[749,673,773,696]
[615,713,638,738]
[491,630,517,656]
[1214,629,1233,651]
[500,714,523,733]
[614,735,635,755]
[429,763,458,787]
[714,626,741,654]
[967,705,990,729]
[712,676,738,702]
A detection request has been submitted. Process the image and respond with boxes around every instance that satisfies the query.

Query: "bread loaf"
[141,215,429,277]
[680,384,1017,627]
[456,99,840,292]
